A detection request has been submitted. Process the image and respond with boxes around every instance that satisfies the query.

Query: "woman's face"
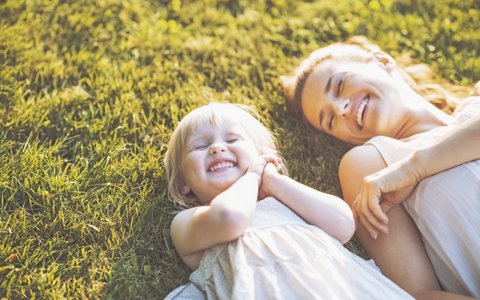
[300,55,409,144]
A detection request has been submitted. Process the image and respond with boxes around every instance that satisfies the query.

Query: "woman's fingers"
[362,178,389,222]
[357,211,379,239]
[367,196,389,226]
[354,194,389,238]
[363,207,389,234]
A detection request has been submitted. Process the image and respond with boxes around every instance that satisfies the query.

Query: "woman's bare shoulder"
[339,145,387,203]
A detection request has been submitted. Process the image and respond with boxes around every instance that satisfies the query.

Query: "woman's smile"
[355,94,370,128]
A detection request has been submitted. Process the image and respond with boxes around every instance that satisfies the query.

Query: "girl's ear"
[373,52,396,73]
[181,184,191,195]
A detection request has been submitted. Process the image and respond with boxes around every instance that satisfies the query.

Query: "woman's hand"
[353,159,420,239]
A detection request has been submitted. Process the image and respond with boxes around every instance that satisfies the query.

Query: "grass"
[0,0,478,298]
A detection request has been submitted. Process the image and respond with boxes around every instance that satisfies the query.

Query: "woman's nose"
[209,144,227,155]
[335,98,350,117]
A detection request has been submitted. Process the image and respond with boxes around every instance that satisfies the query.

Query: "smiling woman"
[281,36,480,299]
[281,37,454,145]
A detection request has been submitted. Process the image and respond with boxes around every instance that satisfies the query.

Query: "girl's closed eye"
[193,144,209,150]
[226,138,239,143]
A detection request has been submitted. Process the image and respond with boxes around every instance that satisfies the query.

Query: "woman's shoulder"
[453,96,480,123]
[339,143,389,180]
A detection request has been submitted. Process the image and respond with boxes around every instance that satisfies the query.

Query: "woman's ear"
[373,52,396,73]
[279,75,296,103]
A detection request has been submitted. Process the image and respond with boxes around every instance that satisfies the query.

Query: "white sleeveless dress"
[365,98,480,297]
[165,197,412,299]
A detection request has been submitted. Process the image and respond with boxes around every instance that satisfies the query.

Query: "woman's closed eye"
[328,114,335,131]
[336,74,345,97]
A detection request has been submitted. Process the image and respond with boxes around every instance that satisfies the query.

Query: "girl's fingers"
[262,155,282,171]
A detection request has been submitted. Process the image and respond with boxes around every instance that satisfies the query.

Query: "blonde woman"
[281,37,480,299]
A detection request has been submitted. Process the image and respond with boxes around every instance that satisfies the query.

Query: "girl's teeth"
[209,162,234,172]
[356,98,368,127]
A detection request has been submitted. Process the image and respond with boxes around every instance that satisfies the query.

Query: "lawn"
[0,0,478,299]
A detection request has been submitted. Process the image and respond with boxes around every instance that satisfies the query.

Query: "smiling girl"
[164,102,412,299]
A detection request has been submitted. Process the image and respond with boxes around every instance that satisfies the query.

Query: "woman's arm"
[261,163,355,244]
[355,114,480,234]
[410,113,480,178]
[339,145,443,295]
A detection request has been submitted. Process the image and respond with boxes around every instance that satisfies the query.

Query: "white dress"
[165,197,412,299]
[365,98,480,297]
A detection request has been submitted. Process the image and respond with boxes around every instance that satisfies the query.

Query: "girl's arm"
[170,156,277,270]
[355,113,480,235]
[261,164,355,244]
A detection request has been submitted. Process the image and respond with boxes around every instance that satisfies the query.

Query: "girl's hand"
[353,163,418,239]
[258,162,282,199]
[247,155,282,199]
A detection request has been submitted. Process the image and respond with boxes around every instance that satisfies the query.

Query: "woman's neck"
[395,91,454,139]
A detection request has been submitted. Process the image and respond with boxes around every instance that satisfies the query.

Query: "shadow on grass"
[102,180,190,299]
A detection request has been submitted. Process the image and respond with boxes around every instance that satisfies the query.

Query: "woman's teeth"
[356,97,368,127]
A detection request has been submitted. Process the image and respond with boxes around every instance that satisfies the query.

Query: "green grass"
[0,0,478,298]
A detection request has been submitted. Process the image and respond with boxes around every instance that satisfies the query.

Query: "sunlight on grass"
[0,0,478,298]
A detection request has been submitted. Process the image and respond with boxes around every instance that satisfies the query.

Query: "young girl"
[164,102,412,299]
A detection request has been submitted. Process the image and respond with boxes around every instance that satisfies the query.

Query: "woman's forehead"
[304,62,335,97]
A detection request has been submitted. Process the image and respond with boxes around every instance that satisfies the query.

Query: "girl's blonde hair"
[280,36,466,118]
[164,102,286,208]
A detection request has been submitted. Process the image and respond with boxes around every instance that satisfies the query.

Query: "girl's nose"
[209,144,226,155]
[335,98,350,117]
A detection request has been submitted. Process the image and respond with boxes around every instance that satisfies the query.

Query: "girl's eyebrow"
[325,76,332,94]
[186,133,206,144]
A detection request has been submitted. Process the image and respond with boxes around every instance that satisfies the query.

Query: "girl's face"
[181,117,260,204]
[301,55,409,144]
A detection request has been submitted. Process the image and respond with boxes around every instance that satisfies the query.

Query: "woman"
[280,36,480,299]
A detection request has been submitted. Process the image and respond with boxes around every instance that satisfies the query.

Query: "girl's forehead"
[187,116,246,137]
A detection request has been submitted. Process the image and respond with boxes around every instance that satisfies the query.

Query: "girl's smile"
[181,119,260,204]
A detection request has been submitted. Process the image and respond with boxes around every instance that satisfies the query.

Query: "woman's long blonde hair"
[164,102,286,208]
[280,36,469,118]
